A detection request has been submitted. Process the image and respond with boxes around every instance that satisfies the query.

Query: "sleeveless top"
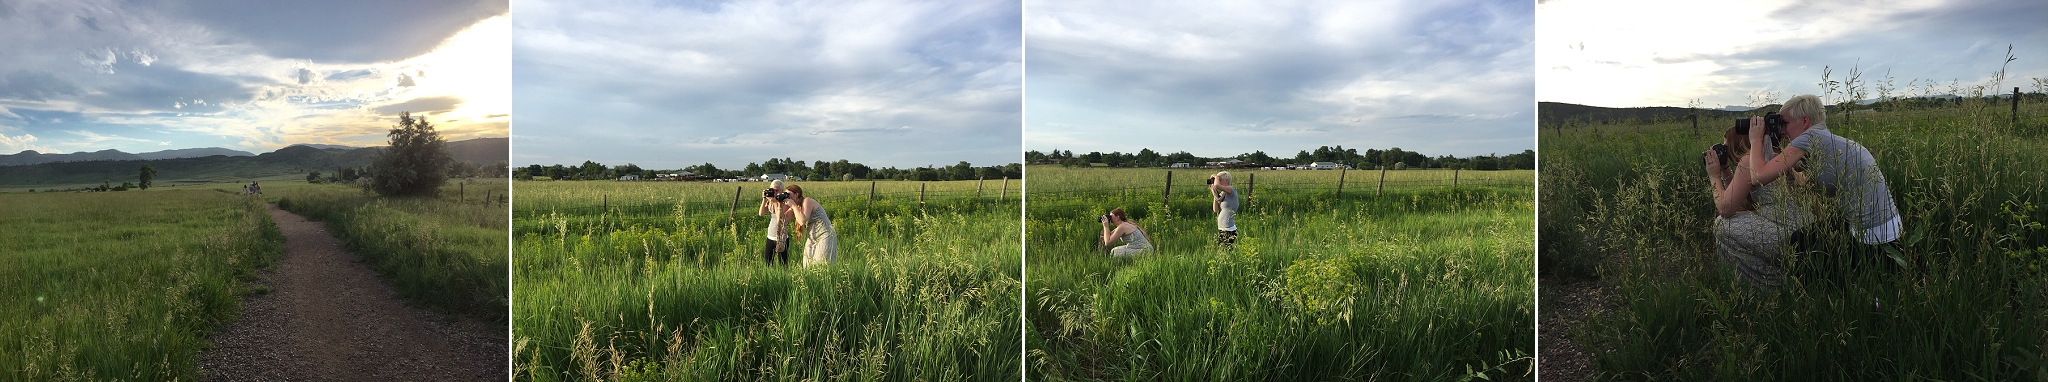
[1120,225,1151,250]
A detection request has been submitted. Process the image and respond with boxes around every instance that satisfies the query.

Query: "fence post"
[604,194,609,212]
[1377,166,1387,197]
[1246,173,1255,204]
[1162,171,1173,206]
[2015,87,2022,129]
[1455,167,1460,188]
[729,186,741,220]
[868,181,876,208]
[976,176,985,199]
[460,182,465,203]
[918,182,926,207]
[1691,114,1699,139]
[1000,177,1008,203]
[1336,168,1347,198]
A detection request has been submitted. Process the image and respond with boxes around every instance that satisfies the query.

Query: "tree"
[365,112,453,196]
[307,171,324,183]
[138,164,156,190]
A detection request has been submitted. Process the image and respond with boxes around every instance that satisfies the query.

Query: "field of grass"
[1026,166,1534,381]
[512,179,1022,381]
[260,179,511,319]
[1541,97,2048,379]
[0,188,282,380]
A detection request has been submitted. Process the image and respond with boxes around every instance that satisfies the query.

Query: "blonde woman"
[756,179,792,266]
[1704,126,1813,291]
[783,185,836,266]
[1209,171,1239,248]
[1740,94,1903,268]
[1098,208,1153,258]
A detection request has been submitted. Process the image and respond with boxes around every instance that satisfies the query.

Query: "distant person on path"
[1740,94,1905,271]
[757,180,793,266]
[1704,125,1813,291]
[784,185,836,266]
[252,181,262,195]
[1210,171,1239,248]
[1098,208,1153,258]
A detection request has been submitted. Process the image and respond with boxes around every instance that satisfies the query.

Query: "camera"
[1099,214,1113,223]
[1205,177,1215,185]
[763,188,790,201]
[1734,112,1787,138]
[1709,143,1730,167]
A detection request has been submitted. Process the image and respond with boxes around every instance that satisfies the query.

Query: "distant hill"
[0,137,507,188]
[285,143,363,150]
[0,147,254,166]
[1538,102,1781,127]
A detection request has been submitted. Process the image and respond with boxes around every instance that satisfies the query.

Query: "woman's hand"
[1748,116,1767,147]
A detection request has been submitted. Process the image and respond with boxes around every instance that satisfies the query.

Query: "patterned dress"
[801,202,837,266]
[1110,225,1151,258]
[1714,181,1813,291]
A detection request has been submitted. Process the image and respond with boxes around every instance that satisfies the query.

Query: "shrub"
[364,112,452,197]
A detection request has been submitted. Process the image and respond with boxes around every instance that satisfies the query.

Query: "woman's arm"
[758,196,772,216]
[1099,219,1116,248]
[1715,161,1756,218]
[1748,117,1805,187]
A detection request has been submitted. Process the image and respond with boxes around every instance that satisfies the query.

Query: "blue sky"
[1024,0,1536,159]
[511,0,1022,170]
[0,0,509,155]
[1539,0,2048,109]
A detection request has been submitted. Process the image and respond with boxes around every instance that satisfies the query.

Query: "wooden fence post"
[1336,168,1347,198]
[603,194,609,212]
[1454,167,1460,188]
[1000,177,1008,203]
[1691,114,1699,139]
[2015,87,2022,129]
[976,176,985,199]
[1162,171,1173,206]
[867,181,876,208]
[1377,166,1387,197]
[460,182,465,203]
[1245,172,1254,210]
[729,186,741,220]
[918,183,926,207]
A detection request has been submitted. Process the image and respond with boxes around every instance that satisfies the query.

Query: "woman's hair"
[1781,94,1826,125]
[770,179,784,189]
[1723,127,1753,168]
[1109,207,1130,222]
[785,184,804,199]
[1214,171,1232,182]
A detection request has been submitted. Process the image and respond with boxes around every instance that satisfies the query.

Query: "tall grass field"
[1541,95,2048,379]
[264,180,511,319]
[0,188,282,380]
[1026,166,1535,381]
[512,179,1022,381]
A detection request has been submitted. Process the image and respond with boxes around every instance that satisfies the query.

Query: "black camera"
[1099,214,1113,223]
[1205,177,1215,185]
[1709,143,1730,167]
[1734,112,1787,138]
[763,188,790,201]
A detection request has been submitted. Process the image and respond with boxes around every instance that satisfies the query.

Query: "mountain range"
[0,137,507,188]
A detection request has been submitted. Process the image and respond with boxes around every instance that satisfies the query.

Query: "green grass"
[0,188,282,381]
[512,180,1022,381]
[1541,98,2048,380]
[263,180,511,319]
[1026,166,1534,381]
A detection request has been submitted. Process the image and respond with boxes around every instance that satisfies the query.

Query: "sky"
[1024,0,1535,159]
[512,0,1022,170]
[0,0,509,155]
[1539,0,2048,109]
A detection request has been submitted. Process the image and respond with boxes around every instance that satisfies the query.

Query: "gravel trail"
[199,204,505,381]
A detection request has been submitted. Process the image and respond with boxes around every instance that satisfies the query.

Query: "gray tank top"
[1120,225,1150,249]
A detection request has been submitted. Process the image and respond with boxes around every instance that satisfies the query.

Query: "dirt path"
[199,204,505,381]
[1539,277,1606,382]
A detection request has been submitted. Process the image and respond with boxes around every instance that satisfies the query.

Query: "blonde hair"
[1213,171,1232,182]
[1781,94,1826,125]
[770,179,784,189]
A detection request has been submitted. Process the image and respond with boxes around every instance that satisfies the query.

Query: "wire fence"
[1025,169,1531,217]
[517,181,1021,226]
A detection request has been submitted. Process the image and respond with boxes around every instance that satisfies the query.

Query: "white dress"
[801,202,837,266]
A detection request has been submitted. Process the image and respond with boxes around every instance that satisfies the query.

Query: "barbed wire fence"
[518,178,1020,226]
[1026,169,1532,217]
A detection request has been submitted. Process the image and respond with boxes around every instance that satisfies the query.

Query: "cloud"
[155,0,508,63]
[513,0,1020,169]
[1025,0,1534,157]
[0,132,46,153]
[372,95,464,115]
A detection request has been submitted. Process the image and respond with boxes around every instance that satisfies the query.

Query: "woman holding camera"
[756,179,792,266]
[1210,171,1239,248]
[1704,126,1813,291]
[783,184,837,266]
[1099,208,1153,258]
[1742,94,1903,270]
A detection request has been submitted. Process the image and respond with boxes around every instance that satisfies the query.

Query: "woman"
[1098,208,1153,258]
[1703,126,1813,291]
[1210,171,1239,247]
[783,184,836,266]
[756,180,792,266]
